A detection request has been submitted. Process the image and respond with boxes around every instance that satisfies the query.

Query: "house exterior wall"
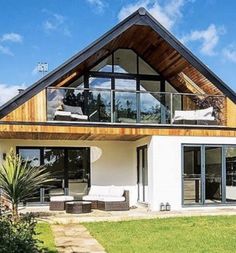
[2,136,236,211]
[149,135,236,211]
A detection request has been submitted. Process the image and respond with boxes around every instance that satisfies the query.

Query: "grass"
[85,216,236,253]
[35,222,57,253]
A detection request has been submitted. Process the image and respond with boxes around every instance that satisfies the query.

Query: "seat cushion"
[83,195,102,201]
[100,196,125,202]
[109,186,124,197]
[89,186,110,196]
[50,195,74,202]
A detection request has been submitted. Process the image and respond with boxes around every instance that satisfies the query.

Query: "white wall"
[149,136,236,211]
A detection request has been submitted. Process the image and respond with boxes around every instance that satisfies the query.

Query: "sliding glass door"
[226,146,236,202]
[182,145,236,206]
[137,145,148,203]
[17,147,90,204]
[183,146,202,204]
[205,147,222,204]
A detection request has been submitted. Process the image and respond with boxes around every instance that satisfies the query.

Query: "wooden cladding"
[1,90,46,122]
[0,123,236,141]
[226,98,236,127]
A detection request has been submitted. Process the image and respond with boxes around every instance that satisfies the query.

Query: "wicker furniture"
[83,186,129,211]
[65,201,92,214]
[49,195,74,211]
[97,191,129,211]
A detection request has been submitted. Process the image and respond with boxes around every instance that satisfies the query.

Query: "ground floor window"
[182,145,236,205]
[17,147,90,204]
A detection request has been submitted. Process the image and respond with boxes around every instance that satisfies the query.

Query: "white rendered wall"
[149,136,236,211]
[0,139,144,206]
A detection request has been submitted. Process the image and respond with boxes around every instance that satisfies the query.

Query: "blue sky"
[0,0,236,105]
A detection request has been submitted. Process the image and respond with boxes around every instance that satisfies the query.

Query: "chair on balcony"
[172,107,216,125]
[54,104,97,121]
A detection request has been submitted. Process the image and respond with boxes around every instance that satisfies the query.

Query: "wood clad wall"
[1,90,46,122]
[226,98,236,127]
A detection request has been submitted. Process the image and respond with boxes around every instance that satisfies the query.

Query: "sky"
[0,0,236,105]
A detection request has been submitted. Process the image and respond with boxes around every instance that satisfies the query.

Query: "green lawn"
[85,216,236,253]
[36,222,57,253]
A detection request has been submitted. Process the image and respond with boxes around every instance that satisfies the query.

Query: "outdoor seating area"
[49,186,130,213]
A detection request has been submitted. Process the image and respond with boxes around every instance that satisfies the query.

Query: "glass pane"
[18,148,41,203]
[183,146,202,205]
[139,57,158,75]
[115,91,136,123]
[138,149,143,202]
[205,147,222,203]
[140,80,160,92]
[68,148,90,199]
[143,147,148,202]
[68,75,84,88]
[114,49,137,74]
[18,148,41,167]
[226,147,236,202]
[88,90,111,122]
[91,55,112,72]
[89,77,111,89]
[44,148,65,199]
[115,78,136,90]
[140,93,171,124]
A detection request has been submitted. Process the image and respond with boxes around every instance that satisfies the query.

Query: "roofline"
[140,10,236,102]
[0,7,236,119]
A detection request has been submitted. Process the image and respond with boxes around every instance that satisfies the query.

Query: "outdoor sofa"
[82,185,130,211]
[172,106,216,125]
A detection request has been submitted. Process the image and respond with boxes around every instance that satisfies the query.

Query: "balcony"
[46,87,226,126]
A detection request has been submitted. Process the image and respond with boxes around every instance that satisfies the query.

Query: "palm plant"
[0,149,51,218]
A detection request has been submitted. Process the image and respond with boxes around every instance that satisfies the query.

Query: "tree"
[0,149,51,219]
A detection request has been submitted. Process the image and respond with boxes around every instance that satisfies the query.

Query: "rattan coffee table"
[65,201,92,214]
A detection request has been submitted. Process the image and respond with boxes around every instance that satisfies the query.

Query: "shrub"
[0,213,42,253]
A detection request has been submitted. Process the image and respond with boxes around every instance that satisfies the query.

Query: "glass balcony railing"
[46,87,226,126]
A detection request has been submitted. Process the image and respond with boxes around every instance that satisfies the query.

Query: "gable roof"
[1,7,236,119]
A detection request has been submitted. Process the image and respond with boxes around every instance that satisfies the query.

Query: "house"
[0,8,236,211]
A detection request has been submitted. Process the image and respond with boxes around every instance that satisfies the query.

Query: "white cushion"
[173,107,215,121]
[50,195,74,202]
[55,111,71,117]
[71,114,88,120]
[109,186,124,197]
[83,195,102,201]
[100,196,125,202]
[89,186,110,196]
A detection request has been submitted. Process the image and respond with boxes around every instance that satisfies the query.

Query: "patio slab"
[52,224,106,253]
[19,205,236,224]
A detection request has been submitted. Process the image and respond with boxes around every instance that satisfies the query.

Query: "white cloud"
[0,32,23,56]
[42,10,71,36]
[0,45,14,56]
[1,33,23,43]
[222,45,236,63]
[0,83,27,106]
[181,24,226,56]
[86,0,106,13]
[118,0,191,30]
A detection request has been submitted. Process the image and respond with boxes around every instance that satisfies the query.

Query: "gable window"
[46,48,224,126]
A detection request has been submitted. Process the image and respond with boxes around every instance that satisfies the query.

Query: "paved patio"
[19,205,236,224]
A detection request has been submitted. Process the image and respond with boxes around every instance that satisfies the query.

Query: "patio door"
[17,147,90,204]
[137,145,148,203]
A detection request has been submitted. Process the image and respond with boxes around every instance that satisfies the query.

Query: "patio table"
[65,201,92,214]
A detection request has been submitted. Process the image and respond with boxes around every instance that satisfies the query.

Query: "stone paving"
[52,224,106,253]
